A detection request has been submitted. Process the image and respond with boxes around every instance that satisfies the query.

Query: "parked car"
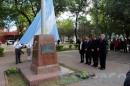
[7,40,15,45]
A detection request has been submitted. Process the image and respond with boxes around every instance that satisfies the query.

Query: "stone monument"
[21,34,60,86]
[31,34,59,74]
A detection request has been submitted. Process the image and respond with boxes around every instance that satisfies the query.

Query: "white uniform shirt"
[13,41,22,49]
[80,42,83,50]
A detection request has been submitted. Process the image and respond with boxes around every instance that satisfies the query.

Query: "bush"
[56,45,64,51]
[75,71,89,79]
[6,67,18,75]
[69,44,73,49]
[74,44,79,49]
[69,39,74,44]
[0,47,4,57]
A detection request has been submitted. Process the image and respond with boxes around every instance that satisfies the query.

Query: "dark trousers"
[80,54,84,62]
[92,51,99,67]
[79,50,84,63]
[129,46,130,52]
[99,53,106,69]
[124,47,127,53]
[85,51,91,64]
[124,77,130,86]
[124,70,130,86]
[15,49,21,64]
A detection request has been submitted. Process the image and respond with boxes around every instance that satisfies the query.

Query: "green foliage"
[56,44,79,51]
[0,47,4,57]
[0,0,70,30]
[78,16,93,36]
[74,44,79,49]
[69,44,73,49]
[90,0,130,36]
[54,0,69,16]
[67,0,89,40]
[57,18,74,38]
[56,45,64,51]
[68,0,88,14]
[6,71,27,86]
[75,70,89,79]
[6,67,18,75]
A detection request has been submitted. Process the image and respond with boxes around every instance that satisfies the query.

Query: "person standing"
[91,36,99,67]
[99,34,107,70]
[124,70,130,86]
[26,43,32,61]
[128,37,130,52]
[79,38,85,63]
[84,36,92,65]
[13,39,23,64]
[77,38,81,52]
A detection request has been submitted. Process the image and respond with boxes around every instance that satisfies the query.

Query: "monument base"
[21,35,60,86]
[31,64,60,74]
[20,64,60,86]
[20,63,74,86]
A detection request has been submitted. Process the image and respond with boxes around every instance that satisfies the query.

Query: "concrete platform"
[20,64,74,86]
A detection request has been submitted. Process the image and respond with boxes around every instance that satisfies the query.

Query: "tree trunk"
[75,12,79,42]
[29,0,36,17]
[124,24,129,38]
[14,0,32,25]
[20,11,32,25]
[95,0,99,35]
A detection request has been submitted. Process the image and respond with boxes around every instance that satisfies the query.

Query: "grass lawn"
[39,74,81,86]
[7,73,27,86]
[6,65,90,86]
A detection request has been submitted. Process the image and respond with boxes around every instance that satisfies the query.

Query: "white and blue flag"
[20,0,59,45]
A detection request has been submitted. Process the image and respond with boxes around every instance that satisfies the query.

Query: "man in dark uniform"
[91,36,99,67]
[124,70,130,86]
[99,34,107,70]
[84,36,92,65]
[79,38,85,63]
[77,38,81,52]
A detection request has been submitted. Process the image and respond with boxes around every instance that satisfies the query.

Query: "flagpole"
[41,0,45,34]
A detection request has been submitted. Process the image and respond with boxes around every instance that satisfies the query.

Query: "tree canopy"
[0,0,130,37]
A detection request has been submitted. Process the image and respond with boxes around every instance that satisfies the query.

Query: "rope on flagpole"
[41,0,45,34]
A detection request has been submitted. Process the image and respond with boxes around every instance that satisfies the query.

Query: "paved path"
[0,45,130,86]
[58,50,130,86]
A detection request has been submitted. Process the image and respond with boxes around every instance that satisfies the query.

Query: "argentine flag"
[20,0,59,45]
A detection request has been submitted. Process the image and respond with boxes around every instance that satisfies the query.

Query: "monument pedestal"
[31,35,60,74]
[21,35,60,86]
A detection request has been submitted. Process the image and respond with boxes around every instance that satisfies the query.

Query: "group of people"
[13,38,32,64]
[110,37,130,53]
[77,34,107,70]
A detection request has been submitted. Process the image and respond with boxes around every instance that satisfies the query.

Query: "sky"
[9,26,17,32]
[57,11,91,21]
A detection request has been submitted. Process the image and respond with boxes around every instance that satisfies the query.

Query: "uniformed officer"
[13,39,23,64]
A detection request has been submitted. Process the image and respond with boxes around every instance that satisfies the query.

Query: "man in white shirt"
[26,43,32,61]
[13,39,23,64]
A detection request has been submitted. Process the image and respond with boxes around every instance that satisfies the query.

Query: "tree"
[54,0,69,16]
[0,0,70,31]
[106,0,130,37]
[67,0,89,41]
[90,0,130,37]
[57,18,74,41]
[78,16,93,37]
